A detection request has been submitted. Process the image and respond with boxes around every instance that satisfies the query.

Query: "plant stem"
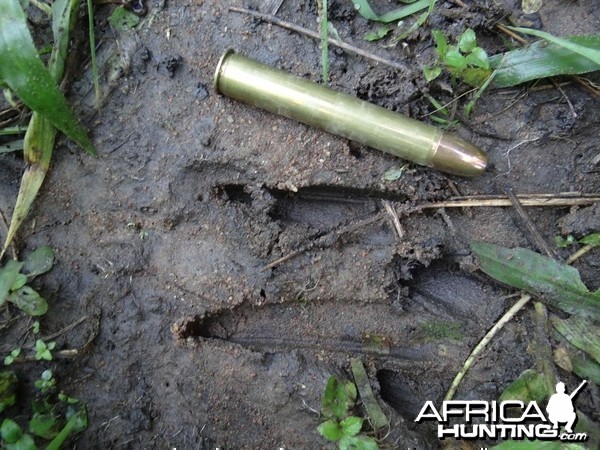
[444,294,532,401]
[86,0,100,110]
[45,414,76,450]
[320,0,329,85]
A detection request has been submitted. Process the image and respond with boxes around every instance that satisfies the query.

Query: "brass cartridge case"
[214,50,488,177]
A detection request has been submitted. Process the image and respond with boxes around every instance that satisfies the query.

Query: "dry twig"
[504,187,559,260]
[229,7,405,71]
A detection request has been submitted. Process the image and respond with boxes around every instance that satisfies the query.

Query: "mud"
[1,0,599,448]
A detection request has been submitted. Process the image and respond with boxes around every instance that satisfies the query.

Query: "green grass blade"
[87,0,100,109]
[490,36,600,88]
[471,241,600,318]
[0,0,95,154]
[350,358,389,431]
[321,0,329,85]
[506,27,600,65]
[49,0,79,82]
[395,0,436,41]
[1,112,55,258]
[352,0,431,23]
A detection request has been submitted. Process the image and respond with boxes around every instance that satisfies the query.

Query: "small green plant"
[555,234,577,248]
[34,370,56,394]
[34,340,56,362]
[424,28,491,87]
[317,376,379,449]
[0,369,88,449]
[0,419,36,450]
[3,348,21,366]
[0,246,55,317]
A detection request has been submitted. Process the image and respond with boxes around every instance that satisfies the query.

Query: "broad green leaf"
[423,66,442,82]
[0,0,95,154]
[466,47,490,69]
[351,0,430,23]
[432,30,447,56]
[498,369,548,403]
[4,433,36,450]
[339,435,380,450]
[0,371,18,413]
[6,286,48,316]
[321,376,355,420]
[341,416,363,437]
[471,242,600,318]
[459,28,477,53]
[364,26,391,42]
[317,419,342,441]
[0,260,23,303]
[383,166,407,181]
[22,246,54,278]
[580,233,600,246]
[552,316,600,364]
[10,274,27,291]
[29,413,59,439]
[350,358,389,430]
[108,6,141,31]
[1,419,22,444]
[490,36,600,88]
[460,67,491,87]
[444,49,467,69]
[555,341,600,384]
[506,27,600,65]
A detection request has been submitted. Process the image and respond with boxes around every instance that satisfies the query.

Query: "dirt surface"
[1,0,599,448]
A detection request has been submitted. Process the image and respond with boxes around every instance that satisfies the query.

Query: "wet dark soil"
[1,0,599,448]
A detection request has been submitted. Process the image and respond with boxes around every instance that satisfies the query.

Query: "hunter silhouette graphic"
[546,380,587,433]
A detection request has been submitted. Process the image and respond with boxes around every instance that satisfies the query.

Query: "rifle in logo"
[546,380,587,433]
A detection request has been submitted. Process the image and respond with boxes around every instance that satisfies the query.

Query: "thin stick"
[552,79,577,118]
[420,196,600,209]
[229,7,405,71]
[42,316,88,342]
[383,200,405,240]
[444,294,532,400]
[10,349,79,363]
[261,212,385,271]
[496,24,528,45]
[504,187,559,260]
[573,76,600,99]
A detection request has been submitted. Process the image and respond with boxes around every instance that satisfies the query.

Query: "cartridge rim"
[213,49,236,95]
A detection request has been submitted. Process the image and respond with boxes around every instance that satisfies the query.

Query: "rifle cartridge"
[214,50,488,177]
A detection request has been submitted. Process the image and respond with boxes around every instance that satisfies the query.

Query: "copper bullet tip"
[430,132,489,177]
